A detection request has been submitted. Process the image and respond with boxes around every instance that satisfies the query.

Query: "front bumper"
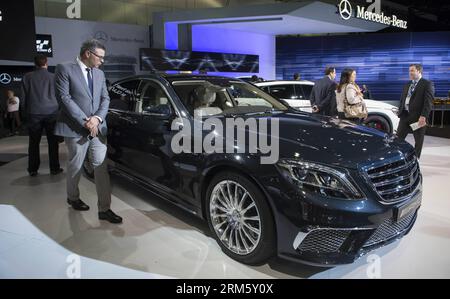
[284,209,418,266]
[260,164,422,267]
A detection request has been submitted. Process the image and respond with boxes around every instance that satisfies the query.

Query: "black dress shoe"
[51,168,64,175]
[67,199,90,211]
[99,210,123,224]
[29,171,38,177]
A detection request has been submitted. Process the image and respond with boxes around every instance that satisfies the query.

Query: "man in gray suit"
[55,39,122,224]
[22,54,63,177]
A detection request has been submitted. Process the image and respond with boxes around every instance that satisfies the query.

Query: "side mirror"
[143,104,173,117]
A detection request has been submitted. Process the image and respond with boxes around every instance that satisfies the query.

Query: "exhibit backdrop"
[0,17,149,84]
[164,23,275,80]
[277,31,450,103]
[35,17,149,83]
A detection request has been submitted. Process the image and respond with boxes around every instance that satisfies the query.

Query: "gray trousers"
[65,135,111,212]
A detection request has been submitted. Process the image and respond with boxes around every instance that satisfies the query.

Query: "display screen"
[36,34,53,57]
[277,32,450,101]
[0,1,37,62]
[140,48,259,73]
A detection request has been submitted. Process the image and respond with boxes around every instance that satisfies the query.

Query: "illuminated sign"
[140,49,259,73]
[338,0,407,29]
[0,73,12,85]
[36,34,53,57]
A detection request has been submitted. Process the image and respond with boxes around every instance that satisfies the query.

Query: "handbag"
[343,84,368,119]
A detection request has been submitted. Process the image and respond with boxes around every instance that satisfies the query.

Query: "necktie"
[86,68,93,97]
[408,80,417,98]
[406,80,417,112]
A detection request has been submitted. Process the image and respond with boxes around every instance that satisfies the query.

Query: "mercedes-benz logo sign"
[94,31,108,43]
[0,73,12,85]
[339,0,353,20]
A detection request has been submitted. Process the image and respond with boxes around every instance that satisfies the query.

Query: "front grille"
[363,212,416,247]
[363,152,421,203]
[297,230,350,253]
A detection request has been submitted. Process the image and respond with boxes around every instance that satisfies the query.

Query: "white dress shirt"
[77,57,90,87]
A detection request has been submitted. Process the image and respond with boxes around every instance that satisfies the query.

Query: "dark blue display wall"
[276,32,450,102]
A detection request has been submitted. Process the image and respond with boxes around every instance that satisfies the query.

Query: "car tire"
[364,115,392,134]
[205,171,276,265]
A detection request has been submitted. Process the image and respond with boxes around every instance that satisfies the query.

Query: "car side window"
[139,80,172,114]
[230,84,272,108]
[109,80,141,112]
[268,84,297,100]
[260,86,271,93]
[299,84,313,100]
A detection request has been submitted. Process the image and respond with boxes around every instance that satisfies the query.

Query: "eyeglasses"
[89,51,105,62]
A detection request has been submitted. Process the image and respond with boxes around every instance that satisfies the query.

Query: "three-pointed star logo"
[339,0,353,20]
[0,73,12,85]
[94,31,108,43]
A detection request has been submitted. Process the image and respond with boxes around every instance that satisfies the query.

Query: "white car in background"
[254,80,400,134]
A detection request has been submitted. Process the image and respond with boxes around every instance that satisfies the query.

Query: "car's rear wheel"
[364,115,392,134]
[205,172,276,265]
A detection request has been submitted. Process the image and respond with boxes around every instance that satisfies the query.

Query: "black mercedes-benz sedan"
[91,74,422,266]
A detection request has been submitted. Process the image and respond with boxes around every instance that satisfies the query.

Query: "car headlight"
[277,160,363,200]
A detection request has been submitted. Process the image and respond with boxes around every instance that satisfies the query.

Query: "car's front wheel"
[205,172,276,265]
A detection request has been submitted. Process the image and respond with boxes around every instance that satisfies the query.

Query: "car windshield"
[171,79,288,118]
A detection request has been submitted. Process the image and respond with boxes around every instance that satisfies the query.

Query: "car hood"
[212,110,413,169]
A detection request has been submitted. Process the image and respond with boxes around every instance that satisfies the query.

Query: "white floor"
[0,135,450,279]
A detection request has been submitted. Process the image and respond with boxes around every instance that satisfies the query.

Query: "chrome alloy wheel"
[209,180,261,255]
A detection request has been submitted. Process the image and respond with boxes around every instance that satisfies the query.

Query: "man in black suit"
[22,54,63,176]
[310,67,337,117]
[397,64,434,158]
